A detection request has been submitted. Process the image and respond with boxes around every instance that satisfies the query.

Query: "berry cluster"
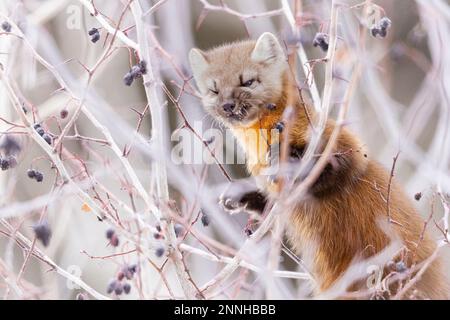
[107,279,131,296]
[0,155,17,171]
[1,21,11,32]
[118,264,138,281]
[34,124,52,145]
[106,228,120,247]
[123,60,147,86]
[33,220,52,247]
[313,32,329,52]
[106,264,138,296]
[370,17,392,38]
[27,169,44,182]
[88,27,100,43]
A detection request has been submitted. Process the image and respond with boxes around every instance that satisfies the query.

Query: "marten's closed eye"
[241,79,255,87]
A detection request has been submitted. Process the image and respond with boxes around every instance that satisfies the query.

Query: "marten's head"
[189,33,289,128]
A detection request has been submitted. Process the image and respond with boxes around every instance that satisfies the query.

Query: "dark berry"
[36,128,45,136]
[123,72,134,86]
[117,271,125,281]
[128,264,138,274]
[138,60,147,75]
[33,221,52,247]
[109,234,119,247]
[42,133,52,145]
[130,65,141,78]
[114,283,123,295]
[153,232,162,240]
[107,279,117,294]
[88,27,98,36]
[0,158,9,171]
[60,109,69,119]
[201,212,210,227]
[414,192,422,201]
[174,224,183,238]
[379,17,392,29]
[244,227,253,237]
[312,32,329,52]
[275,121,285,132]
[91,32,100,43]
[35,171,44,182]
[106,228,115,239]
[27,169,36,178]
[123,283,131,294]
[378,28,387,38]
[1,21,11,32]
[155,247,165,257]
[33,123,42,130]
[370,26,380,37]
[155,224,162,232]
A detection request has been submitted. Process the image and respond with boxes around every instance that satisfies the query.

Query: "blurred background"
[0,0,449,299]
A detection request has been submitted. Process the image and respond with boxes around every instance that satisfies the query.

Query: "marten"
[189,32,449,299]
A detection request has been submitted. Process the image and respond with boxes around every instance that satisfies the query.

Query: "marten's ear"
[251,32,283,63]
[189,48,209,84]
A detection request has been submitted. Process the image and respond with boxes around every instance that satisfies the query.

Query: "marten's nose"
[222,103,235,113]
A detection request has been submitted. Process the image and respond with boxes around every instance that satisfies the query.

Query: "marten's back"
[287,154,449,299]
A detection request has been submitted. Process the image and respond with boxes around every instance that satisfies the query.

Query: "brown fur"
[189,34,449,299]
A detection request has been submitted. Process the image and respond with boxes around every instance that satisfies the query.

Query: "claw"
[219,195,247,215]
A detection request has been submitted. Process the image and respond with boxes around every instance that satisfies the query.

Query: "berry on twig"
[414,192,422,201]
[123,60,147,86]
[1,21,11,32]
[88,27,101,43]
[155,246,165,257]
[201,211,210,227]
[123,283,131,294]
[33,220,52,247]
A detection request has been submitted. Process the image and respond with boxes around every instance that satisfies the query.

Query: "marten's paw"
[219,184,267,215]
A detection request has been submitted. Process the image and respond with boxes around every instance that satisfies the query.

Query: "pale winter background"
[0,0,449,299]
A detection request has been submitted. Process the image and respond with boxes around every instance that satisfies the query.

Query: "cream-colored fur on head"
[188,33,288,128]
